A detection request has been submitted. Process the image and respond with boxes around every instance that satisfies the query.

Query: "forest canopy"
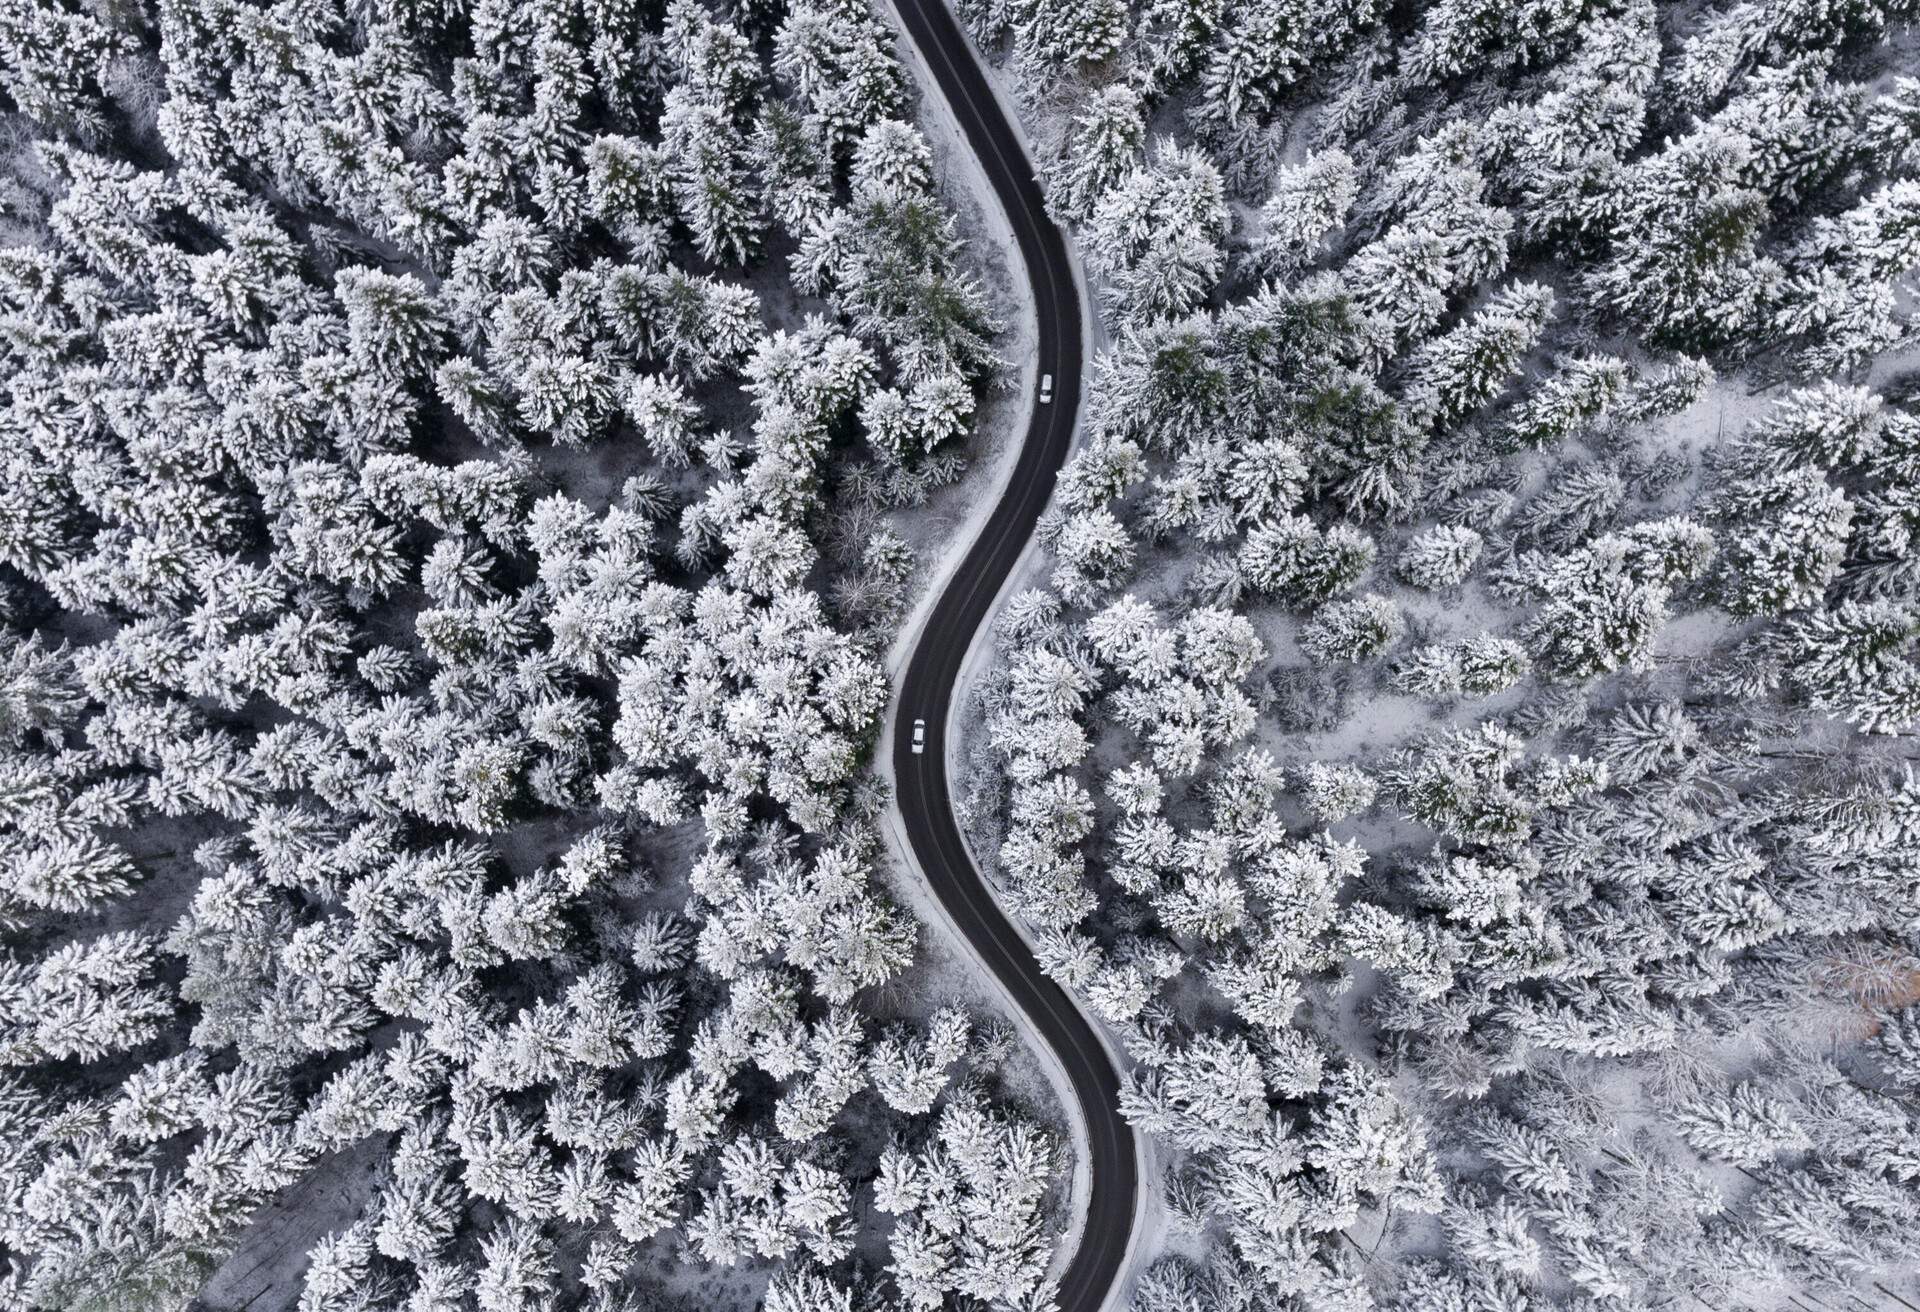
[958,0,1920,1306]
[0,0,1063,1309]
[7,0,1920,1306]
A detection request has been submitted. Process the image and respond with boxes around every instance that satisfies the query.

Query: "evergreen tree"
[1396,525,1483,590]
[1399,282,1554,432]
[1674,1085,1812,1167]
[1251,150,1356,280]
[1582,128,1780,348]
[1085,144,1229,327]
[1298,594,1403,665]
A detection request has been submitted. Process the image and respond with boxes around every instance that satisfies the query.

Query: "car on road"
[911,719,926,754]
[1038,372,1053,404]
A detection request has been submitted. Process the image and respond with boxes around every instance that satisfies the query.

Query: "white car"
[1038,372,1054,404]
[911,719,926,754]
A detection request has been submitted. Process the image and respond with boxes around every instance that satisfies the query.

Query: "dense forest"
[6,0,1920,1306]
[957,0,1920,1306]
[0,0,1071,1309]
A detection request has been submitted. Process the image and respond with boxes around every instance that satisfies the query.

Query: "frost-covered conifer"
[1298,594,1403,665]
[1583,129,1779,348]
[1301,762,1377,824]
[1772,600,1920,733]
[1251,150,1356,280]
[1396,525,1483,590]
[1675,1085,1812,1167]
[1710,467,1850,616]
[1047,85,1147,222]
[1085,144,1229,327]
[1500,354,1629,450]
[1239,517,1375,608]
[1400,282,1554,431]
[1013,0,1128,66]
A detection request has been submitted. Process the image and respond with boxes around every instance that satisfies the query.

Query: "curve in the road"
[886,5,1140,1312]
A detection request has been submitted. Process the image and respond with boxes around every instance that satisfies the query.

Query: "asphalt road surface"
[886,4,1140,1310]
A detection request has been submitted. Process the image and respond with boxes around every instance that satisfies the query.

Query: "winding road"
[885,5,1141,1312]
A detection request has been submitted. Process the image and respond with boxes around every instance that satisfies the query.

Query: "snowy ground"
[197,1140,388,1312]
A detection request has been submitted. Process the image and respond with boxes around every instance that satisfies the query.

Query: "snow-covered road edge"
[867,0,1093,1282]
[870,6,1155,1307]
